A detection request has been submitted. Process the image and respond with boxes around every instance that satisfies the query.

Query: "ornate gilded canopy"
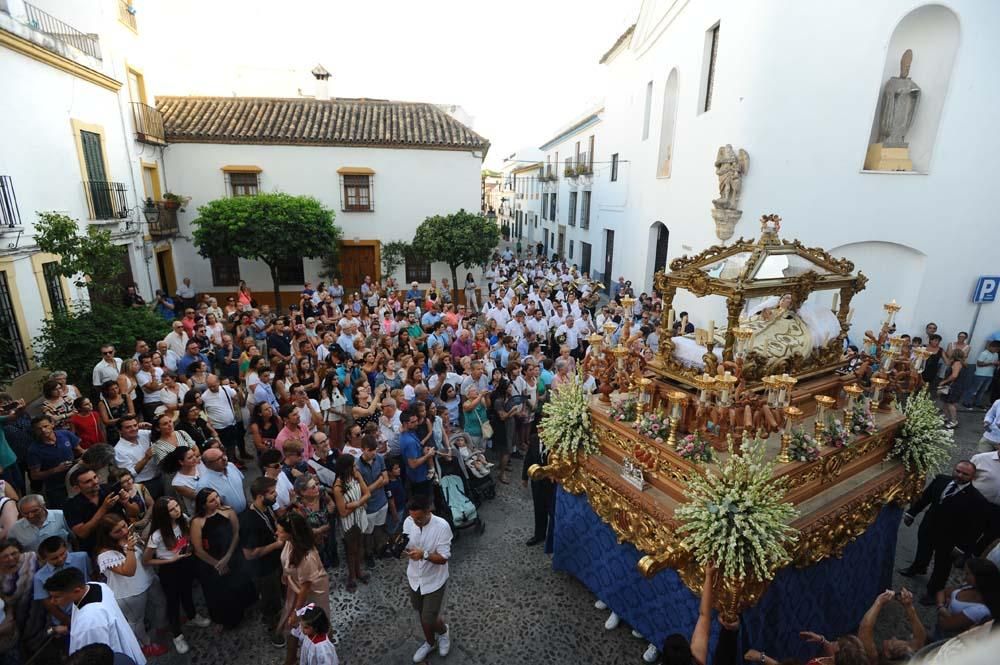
[651,216,868,386]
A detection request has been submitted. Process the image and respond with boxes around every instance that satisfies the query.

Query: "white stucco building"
[157,88,488,305]
[0,0,171,397]
[542,0,1000,342]
[498,148,543,249]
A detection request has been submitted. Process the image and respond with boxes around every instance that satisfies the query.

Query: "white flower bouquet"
[888,387,954,476]
[539,370,599,458]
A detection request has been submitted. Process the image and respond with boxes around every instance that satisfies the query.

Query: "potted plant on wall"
[161,192,191,212]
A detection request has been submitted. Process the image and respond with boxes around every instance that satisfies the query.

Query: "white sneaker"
[643,644,659,663]
[413,641,434,663]
[604,612,620,630]
[438,624,451,657]
[173,635,190,655]
[631,629,644,639]
[594,599,608,610]
[189,614,211,628]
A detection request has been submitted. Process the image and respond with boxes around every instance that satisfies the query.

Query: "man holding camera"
[403,493,452,662]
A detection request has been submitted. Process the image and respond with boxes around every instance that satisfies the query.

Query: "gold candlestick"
[636,377,653,424]
[779,406,802,463]
[870,377,889,410]
[666,391,688,448]
[814,395,836,437]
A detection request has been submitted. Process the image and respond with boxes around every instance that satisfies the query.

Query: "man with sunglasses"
[91,345,123,388]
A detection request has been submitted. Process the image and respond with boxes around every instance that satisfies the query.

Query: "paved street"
[156,408,984,665]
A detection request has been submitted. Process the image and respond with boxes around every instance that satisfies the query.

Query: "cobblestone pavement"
[152,408,986,665]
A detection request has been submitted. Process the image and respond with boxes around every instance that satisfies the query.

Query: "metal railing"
[24,1,101,60]
[147,203,178,238]
[0,176,22,228]
[83,180,129,220]
[131,103,165,144]
[118,1,137,31]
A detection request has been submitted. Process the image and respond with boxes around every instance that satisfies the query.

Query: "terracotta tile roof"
[157,95,489,153]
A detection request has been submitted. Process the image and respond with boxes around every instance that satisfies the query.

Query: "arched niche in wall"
[862,5,959,173]
[646,221,669,284]
[656,69,679,178]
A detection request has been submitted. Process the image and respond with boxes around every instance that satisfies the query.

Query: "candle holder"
[762,375,781,408]
[692,373,717,406]
[716,371,738,407]
[666,391,688,448]
[588,332,603,352]
[870,377,889,410]
[610,344,631,392]
[912,346,932,374]
[881,348,898,373]
[882,299,901,328]
[777,373,798,408]
[733,326,754,360]
[779,406,803,463]
[843,383,864,425]
[603,321,618,346]
[814,395,836,437]
[636,377,654,424]
[621,295,636,322]
[888,336,904,355]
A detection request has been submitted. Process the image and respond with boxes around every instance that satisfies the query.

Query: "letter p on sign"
[973,276,1000,303]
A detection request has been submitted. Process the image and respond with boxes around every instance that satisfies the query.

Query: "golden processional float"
[531,216,929,622]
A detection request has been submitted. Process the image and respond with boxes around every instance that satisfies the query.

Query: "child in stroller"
[454,435,493,478]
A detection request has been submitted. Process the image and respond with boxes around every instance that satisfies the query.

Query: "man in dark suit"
[522,427,553,547]
[899,460,989,604]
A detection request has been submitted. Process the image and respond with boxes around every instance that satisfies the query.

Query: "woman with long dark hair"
[250,401,283,456]
[176,403,219,452]
[276,512,330,664]
[94,513,169,657]
[935,557,1000,637]
[331,453,370,592]
[190,488,255,630]
[143,497,210,654]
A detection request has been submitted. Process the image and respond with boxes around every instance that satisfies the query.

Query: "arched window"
[657,69,679,178]
[862,5,959,173]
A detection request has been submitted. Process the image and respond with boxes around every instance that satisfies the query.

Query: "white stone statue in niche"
[710,144,749,242]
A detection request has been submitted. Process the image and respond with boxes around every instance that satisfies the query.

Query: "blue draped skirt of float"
[551,487,902,663]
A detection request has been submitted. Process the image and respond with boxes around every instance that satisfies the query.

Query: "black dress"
[196,512,256,628]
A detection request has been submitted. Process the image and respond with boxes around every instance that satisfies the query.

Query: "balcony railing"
[131,103,166,144]
[146,202,179,238]
[0,176,22,228]
[118,1,137,31]
[83,181,129,220]
[23,2,101,60]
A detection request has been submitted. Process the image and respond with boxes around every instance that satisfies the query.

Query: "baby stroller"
[438,433,486,537]
[451,431,497,505]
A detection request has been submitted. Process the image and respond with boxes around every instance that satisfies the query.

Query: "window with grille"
[42,262,67,315]
[210,256,241,287]
[343,175,373,211]
[549,193,556,221]
[228,172,259,197]
[276,256,304,285]
[611,154,619,182]
[568,191,577,226]
[405,252,431,284]
[569,240,574,260]
[542,193,549,221]
[581,191,591,230]
[0,271,29,375]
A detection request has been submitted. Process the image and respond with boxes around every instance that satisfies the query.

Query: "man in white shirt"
[162,320,189,358]
[113,416,162,498]
[91,345,122,388]
[200,375,246,461]
[402,493,453,662]
[8,495,72,551]
[971,448,1000,506]
[979,399,1000,453]
[556,315,581,356]
[290,384,322,434]
[196,447,247,513]
[379,398,402,455]
[154,340,180,373]
[526,309,549,340]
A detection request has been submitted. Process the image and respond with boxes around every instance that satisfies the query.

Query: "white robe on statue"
[70,582,146,665]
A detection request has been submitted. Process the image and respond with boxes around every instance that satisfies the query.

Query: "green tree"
[34,305,171,390]
[380,240,410,280]
[34,212,124,296]
[412,210,501,303]
[191,193,341,311]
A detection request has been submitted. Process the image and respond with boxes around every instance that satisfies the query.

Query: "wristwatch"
[422,550,430,561]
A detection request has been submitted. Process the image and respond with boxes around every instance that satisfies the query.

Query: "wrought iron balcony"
[144,201,179,238]
[0,176,22,228]
[131,103,166,145]
[83,180,129,220]
[23,1,101,60]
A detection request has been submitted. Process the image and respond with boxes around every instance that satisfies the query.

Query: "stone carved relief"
[711,145,749,242]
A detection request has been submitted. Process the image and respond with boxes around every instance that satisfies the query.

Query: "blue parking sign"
[974,276,1000,303]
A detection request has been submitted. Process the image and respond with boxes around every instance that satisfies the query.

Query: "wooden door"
[603,230,615,291]
[155,247,176,295]
[340,243,377,290]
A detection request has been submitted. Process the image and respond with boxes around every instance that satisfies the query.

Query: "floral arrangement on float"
[539,370,598,458]
[676,431,715,463]
[676,434,798,581]
[635,409,671,443]
[821,418,850,448]
[787,428,821,463]
[888,388,954,476]
[848,402,877,437]
[608,396,637,424]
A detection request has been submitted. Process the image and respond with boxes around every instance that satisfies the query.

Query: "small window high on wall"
[641,81,653,140]
[657,69,679,178]
[860,5,958,173]
[699,23,720,114]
